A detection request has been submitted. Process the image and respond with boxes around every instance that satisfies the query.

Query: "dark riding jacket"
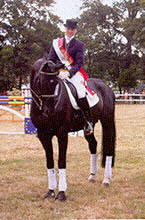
[48,38,85,78]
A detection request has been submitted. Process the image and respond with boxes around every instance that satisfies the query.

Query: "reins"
[40,71,58,76]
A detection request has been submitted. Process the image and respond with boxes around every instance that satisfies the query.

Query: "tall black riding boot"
[78,97,93,136]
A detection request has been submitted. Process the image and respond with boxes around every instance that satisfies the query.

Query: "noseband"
[31,61,58,110]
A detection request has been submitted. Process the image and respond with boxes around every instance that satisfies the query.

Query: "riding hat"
[64,19,78,29]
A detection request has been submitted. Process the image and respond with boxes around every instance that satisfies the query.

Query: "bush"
[7,88,21,96]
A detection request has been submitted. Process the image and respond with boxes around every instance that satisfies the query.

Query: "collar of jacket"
[65,35,75,44]
[64,37,76,50]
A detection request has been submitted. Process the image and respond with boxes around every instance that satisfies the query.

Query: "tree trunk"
[18,75,22,90]
[119,86,122,94]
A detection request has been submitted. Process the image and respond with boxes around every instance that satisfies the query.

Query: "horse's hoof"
[55,191,67,202]
[88,174,96,183]
[102,178,110,187]
[44,190,55,199]
[103,182,110,187]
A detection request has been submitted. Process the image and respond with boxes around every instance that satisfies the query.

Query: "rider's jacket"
[48,38,85,78]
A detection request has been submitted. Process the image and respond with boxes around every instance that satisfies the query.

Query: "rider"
[48,19,93,135]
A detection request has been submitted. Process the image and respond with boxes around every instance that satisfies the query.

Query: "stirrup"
[84,121,93,136]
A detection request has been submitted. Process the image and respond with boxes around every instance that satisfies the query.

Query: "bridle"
[30,61,58,111]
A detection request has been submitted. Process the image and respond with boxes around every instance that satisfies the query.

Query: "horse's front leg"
[37,130,57,199]
[55,127,68,202]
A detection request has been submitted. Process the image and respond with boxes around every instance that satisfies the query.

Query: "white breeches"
[67,72,86,98]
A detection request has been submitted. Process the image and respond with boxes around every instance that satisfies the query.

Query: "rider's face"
[65,27,77,38]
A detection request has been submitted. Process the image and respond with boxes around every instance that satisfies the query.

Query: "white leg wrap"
[58,169,67,192]
[104,156,112,179]
[47,168,57,190]
[90,154,98,174]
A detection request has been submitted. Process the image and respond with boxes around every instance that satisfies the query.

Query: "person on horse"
[48,19,93,135]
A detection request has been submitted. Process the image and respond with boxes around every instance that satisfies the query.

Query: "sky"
[51,0,114,23]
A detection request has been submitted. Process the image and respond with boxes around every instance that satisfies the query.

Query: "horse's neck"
[55,80,69,112]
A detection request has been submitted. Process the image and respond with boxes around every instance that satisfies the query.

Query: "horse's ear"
[43,52,49,61]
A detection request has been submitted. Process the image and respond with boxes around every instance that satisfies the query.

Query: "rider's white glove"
[58,70,70,80]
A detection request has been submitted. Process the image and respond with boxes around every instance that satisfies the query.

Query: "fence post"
[25,89,29,118]
[140,95,143,104]
[129,95,132,104]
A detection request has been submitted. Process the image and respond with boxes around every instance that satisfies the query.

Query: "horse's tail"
[101,114,116,168]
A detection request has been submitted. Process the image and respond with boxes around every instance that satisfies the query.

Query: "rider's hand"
[58,70,70,80]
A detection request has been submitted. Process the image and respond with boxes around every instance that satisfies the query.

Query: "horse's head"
[39,60,65,93]
[34,60,64,117]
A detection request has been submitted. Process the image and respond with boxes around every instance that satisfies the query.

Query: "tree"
[0,0,62,90]
[78,0,145,91]
[0,47,16,91]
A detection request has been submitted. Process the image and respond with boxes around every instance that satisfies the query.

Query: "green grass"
[0,104,144,219]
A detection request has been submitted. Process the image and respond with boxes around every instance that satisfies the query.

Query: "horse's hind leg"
[37,130,56,198]
[101,117,116,186]
[85,132,98,182]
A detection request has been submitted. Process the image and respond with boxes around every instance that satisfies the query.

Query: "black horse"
[30,58,116,201]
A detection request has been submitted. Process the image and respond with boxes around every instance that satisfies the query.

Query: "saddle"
[64,80,78,101]
[63,79,99,110]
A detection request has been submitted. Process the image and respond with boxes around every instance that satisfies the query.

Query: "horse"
[30,58,116,201]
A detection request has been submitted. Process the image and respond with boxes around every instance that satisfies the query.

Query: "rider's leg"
[67,72,93,135]
[77,97,93,135]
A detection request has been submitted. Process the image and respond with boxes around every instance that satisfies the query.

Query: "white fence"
[115,94,145,104]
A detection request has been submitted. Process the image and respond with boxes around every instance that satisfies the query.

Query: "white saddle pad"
[64,82,99,110]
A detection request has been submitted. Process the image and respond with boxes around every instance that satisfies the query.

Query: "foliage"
[78,0,145,91]
[7,88,21,96]
[117,64,143,89]
[0,0,62,91]
[0,0,144,92]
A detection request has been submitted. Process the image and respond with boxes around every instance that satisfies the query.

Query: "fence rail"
[115,94,145,103]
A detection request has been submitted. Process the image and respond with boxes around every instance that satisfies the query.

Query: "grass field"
[0,104,144,220]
